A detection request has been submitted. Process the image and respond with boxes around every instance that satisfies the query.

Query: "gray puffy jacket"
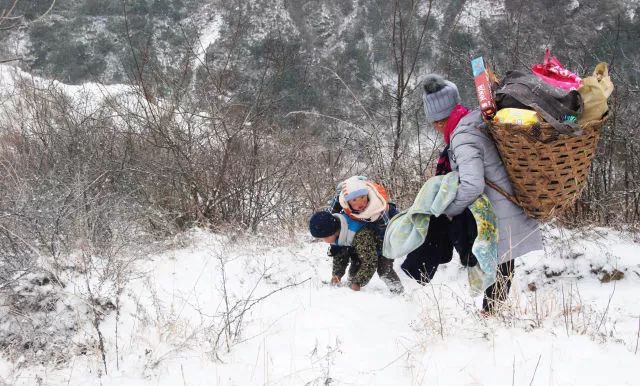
[443,110,542,263]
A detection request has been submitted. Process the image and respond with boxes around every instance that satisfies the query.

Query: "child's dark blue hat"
[309,211,340,238]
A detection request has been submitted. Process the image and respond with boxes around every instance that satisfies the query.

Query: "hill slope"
[0,227,637,385]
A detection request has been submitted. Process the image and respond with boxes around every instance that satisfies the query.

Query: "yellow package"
[493,108,539,125]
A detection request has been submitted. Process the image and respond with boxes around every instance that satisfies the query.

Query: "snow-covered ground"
[0,226,638,385]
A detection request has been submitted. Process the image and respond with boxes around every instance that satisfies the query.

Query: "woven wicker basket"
[486,119,605,220]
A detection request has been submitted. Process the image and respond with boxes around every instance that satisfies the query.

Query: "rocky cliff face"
[0,1,428,84]
[1,0,638,122]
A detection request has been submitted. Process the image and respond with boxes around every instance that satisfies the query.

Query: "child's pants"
[342,252,403,293]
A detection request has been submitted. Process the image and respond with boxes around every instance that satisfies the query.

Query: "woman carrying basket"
[416,74,542,314]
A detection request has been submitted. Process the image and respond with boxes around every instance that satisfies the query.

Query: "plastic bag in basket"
[531,49,582,90]
[578,62,614,124]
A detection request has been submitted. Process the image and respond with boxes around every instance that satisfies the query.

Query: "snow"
[0,226,638,385]
[0,64,131,111]
[457,0,506,34]
[190,13,223,66]
[0,64,216,138]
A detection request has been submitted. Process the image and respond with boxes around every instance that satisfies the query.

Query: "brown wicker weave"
[486,119,605,221]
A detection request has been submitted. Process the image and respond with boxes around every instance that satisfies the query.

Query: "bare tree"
[386,0,433,187]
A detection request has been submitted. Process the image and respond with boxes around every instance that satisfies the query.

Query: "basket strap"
[485,178,523,208]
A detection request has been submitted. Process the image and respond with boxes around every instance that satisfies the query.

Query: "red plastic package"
[531,49,582,90]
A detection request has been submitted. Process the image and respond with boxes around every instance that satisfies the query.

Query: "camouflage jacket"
[331,227,379,286]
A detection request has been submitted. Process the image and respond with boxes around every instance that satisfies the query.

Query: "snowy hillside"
[0,227,637,386]
[1,1,639,385]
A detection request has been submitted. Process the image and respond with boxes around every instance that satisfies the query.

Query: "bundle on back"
[471,53,613,220]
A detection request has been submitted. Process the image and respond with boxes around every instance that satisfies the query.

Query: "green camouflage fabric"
[331,227,403,292]
[332,249,350,278]
[350,228,379,285]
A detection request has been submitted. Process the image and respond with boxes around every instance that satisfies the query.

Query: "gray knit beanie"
[422,74,461,123]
